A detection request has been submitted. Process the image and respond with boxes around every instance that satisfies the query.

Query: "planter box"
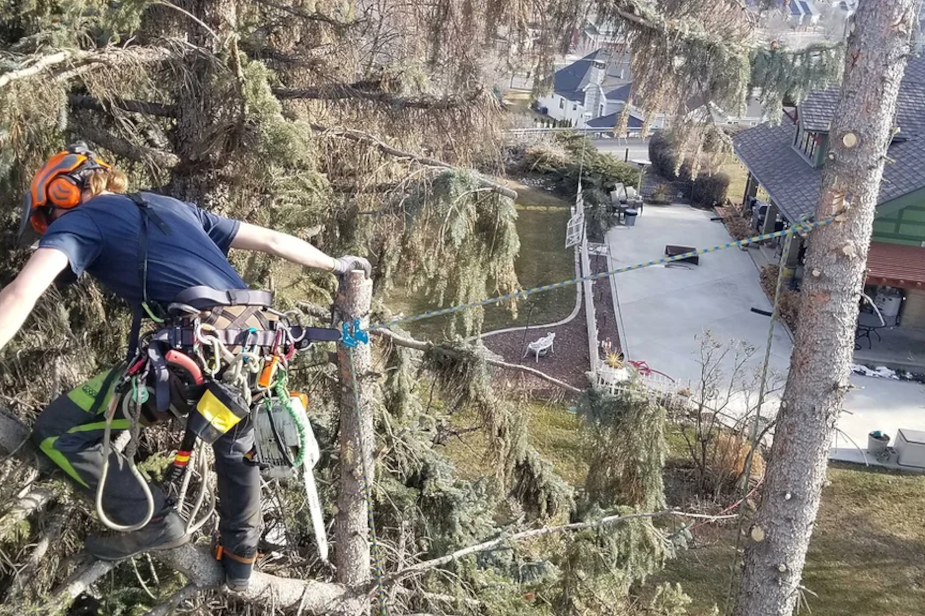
[896,429,925,468]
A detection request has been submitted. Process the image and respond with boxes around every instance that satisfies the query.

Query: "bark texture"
[733,2,921,615]
[334,270,375,615]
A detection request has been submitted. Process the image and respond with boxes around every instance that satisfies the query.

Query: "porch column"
[784,234,803,269]
[742,171,759,206]
[761,202,779,236]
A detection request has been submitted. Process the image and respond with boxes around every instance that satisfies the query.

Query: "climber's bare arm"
[230,222,337,272]
[0,248,69,352]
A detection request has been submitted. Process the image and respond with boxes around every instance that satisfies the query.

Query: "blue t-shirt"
[39,192,247,305]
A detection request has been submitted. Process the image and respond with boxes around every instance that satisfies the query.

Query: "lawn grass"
[722,155,750,206]
[440,401,587,486]
[444,405,925,616]
[385,185,575,340]
[657,463,925,616]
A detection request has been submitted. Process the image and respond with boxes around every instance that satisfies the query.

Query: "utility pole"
[335,269,375,615]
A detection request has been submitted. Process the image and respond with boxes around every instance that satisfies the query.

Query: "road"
[591,138,650,164]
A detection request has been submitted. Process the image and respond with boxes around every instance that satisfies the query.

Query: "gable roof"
[552,49,611,101]
[605,82,632,102]
[734,54,925,222]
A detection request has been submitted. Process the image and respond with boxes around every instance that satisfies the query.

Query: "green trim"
[67,419,130,433]
[39,436,89,488]
[875,189,925,219]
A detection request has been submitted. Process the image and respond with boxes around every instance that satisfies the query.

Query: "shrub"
[648,184,673,205]
[522,142,570,174]
[691,172,730,208]
[648,131,677,179]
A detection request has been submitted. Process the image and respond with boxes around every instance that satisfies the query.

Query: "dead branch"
[68,94,177,118]
[308,124,517,200]
[371,329,580,393]
[0,485,57,542]
[141,583,201,616]
[0,45,182,89]
[7,509,67,600]
[45,560,117,609]
[73,124,180,169]
[381,509,736,586]
[272,83,479,111]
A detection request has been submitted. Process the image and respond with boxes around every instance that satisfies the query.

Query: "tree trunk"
[334,270,375,615]
[143,0,240,207]
[733,2,920,615]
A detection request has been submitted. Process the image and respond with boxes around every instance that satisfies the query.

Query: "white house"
[535,50,668,131]
[688,96,768,127]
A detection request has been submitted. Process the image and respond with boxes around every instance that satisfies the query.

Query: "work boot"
[220,548,256,593]
[85,510,190,561]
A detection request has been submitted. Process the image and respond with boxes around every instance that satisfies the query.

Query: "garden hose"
[96,391,156,532]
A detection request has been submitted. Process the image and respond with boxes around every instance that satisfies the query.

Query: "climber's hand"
[332,255,371,278]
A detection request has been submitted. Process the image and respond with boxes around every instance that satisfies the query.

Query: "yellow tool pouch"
[188,381,250,443]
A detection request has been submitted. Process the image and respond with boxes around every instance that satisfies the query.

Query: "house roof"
[585,111,644,130]
[866,242,925,289]
[605,82,633,102]
[552,49,611,101]
[734,54,925,222]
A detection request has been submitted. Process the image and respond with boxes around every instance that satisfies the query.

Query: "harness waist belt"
[153,325,341,350]
[172,286,274,310]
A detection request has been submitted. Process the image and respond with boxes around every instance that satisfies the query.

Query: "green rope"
[722,231,795,615]
[345,344,389,616]
[267,366,308,468]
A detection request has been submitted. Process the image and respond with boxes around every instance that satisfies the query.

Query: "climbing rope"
[371,218,833,331]
[344,342,389,616]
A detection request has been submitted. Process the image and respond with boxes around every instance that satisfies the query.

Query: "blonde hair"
[86,169,128,197]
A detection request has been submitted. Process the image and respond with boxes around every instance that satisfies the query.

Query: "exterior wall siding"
[872,190,925,246]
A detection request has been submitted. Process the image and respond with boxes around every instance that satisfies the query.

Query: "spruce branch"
[308,124,517,200]
[372,328,581,394]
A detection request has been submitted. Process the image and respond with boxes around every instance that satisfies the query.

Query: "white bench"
[523,332,556,362]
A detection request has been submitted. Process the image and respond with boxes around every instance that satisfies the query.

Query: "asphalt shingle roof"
[605,82,632,102]
[552,50,610,101]
[734,54,925,222]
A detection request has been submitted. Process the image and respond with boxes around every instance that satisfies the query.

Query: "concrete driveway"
[606,202,925,447]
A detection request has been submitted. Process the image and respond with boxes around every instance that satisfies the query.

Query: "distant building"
[535,50,667,132]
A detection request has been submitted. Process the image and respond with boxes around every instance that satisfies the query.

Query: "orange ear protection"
[25,143,110,234]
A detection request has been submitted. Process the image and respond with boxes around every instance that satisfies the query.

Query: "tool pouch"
[187,381,250,444]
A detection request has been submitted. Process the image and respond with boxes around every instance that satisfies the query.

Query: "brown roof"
[866,242,925,289]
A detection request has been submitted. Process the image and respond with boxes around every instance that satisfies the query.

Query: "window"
[794,122,821,164]
[559,97,565,109]
[572,103,578,111]
[599,104,605,117]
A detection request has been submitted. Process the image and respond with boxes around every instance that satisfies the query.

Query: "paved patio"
[606,202,925,449]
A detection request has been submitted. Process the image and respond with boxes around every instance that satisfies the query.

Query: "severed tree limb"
[73,124,180,168]
[8,509,68,600]
[68,94,178,118]
[141,583,202,616]
[308,124,518,200]
[380,509,736,587]
[272,83,481,111]
[371,329,581,394]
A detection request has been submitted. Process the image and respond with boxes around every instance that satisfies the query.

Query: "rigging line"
[372,218,832,330]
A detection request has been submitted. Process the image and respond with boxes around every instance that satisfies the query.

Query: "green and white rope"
[371,218,832,331]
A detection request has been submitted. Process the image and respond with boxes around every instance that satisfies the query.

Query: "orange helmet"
[20,142,110,237]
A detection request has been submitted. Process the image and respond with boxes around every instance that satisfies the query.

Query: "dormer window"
[793,121,823,166]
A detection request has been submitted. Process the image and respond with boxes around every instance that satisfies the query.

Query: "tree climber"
[0,142,370,592]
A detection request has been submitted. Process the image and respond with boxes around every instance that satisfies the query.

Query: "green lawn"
[444,405,925,616]
[386,184,575,340]
[657,463,925,616]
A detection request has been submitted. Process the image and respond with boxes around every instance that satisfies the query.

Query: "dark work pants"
[32,370,262,559]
